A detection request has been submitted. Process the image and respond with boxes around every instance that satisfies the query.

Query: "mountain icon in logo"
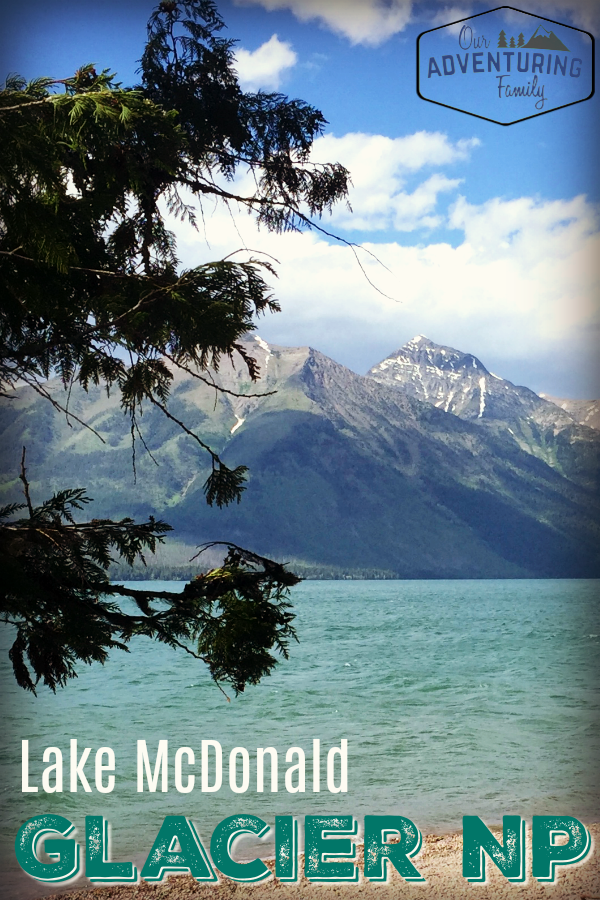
[524,25,569,50]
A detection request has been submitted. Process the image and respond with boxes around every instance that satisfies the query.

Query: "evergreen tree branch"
[181,179,394,298]
[1,0,348,693]
[0,485,301,695]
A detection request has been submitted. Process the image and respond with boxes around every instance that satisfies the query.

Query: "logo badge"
[417,6,594,124]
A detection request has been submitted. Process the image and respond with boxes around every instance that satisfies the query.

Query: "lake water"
[1,579,599,896]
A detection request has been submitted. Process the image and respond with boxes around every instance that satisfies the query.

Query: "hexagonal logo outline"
[416,6,595,125]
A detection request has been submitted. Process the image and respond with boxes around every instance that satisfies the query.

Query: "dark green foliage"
[0,482,299,695]
[0,0,347,691]
[0,0,349,503]
[141,0,348,226]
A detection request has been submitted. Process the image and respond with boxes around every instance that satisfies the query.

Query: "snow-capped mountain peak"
[367,335,578,432]
[368,336,497,416]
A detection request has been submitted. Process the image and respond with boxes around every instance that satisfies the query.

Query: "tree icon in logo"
[498,29,507,47]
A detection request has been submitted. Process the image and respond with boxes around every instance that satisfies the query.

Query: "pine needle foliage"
[0,462,300,695]
[0,0,346,692]
[0,0,349,502]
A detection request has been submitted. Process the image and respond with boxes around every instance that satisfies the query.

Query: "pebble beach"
[44,825,600,900]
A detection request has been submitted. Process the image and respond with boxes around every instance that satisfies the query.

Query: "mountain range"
[368,335,598,488]
[1,335,598,579]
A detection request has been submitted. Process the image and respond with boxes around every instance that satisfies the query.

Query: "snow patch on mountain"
[254,335,271,372]
[478,376,486,418]
[366,335,592,478]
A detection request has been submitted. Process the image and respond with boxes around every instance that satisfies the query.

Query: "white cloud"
[313,131,479,173]
[165,133,599,397]
[425,6,473,34]
[517,0,600,32]
[234,0,413,46]
[234,0,598,44]
[235,34,298,90]
[252,197,598,359]
[309,131,480,230]
[448,194,596,268]
[423,0,600,33]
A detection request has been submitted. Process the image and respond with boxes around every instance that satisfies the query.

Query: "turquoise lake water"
[1,579,599,895]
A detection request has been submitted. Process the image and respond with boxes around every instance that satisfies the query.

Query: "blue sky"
[1,0,598,396]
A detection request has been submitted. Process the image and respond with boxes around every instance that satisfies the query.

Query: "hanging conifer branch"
[0,0,349,692]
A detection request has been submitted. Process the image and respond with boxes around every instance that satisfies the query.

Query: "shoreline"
[28,823,599,900]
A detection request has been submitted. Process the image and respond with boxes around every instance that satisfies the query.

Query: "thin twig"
[197,195,210,248]
[165,636,233,704]
[133,418,160,467]
[105,583,193,602]
[164,353,276,399]
[183,179,396,300]
[19,447,34,518]
[0,97,57,113]
[0,249,132,278]
[19,372,106,443]
[130,419,137,484]
[162,635,231,700]
[222,248,280,265]
[223,196,252,256]
[191,540,283,571]
[147,395,218,460]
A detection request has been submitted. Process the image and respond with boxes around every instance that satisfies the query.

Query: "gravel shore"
[44,824,600,900]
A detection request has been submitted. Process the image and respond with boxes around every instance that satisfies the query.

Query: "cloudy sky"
[1,0,598,397]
